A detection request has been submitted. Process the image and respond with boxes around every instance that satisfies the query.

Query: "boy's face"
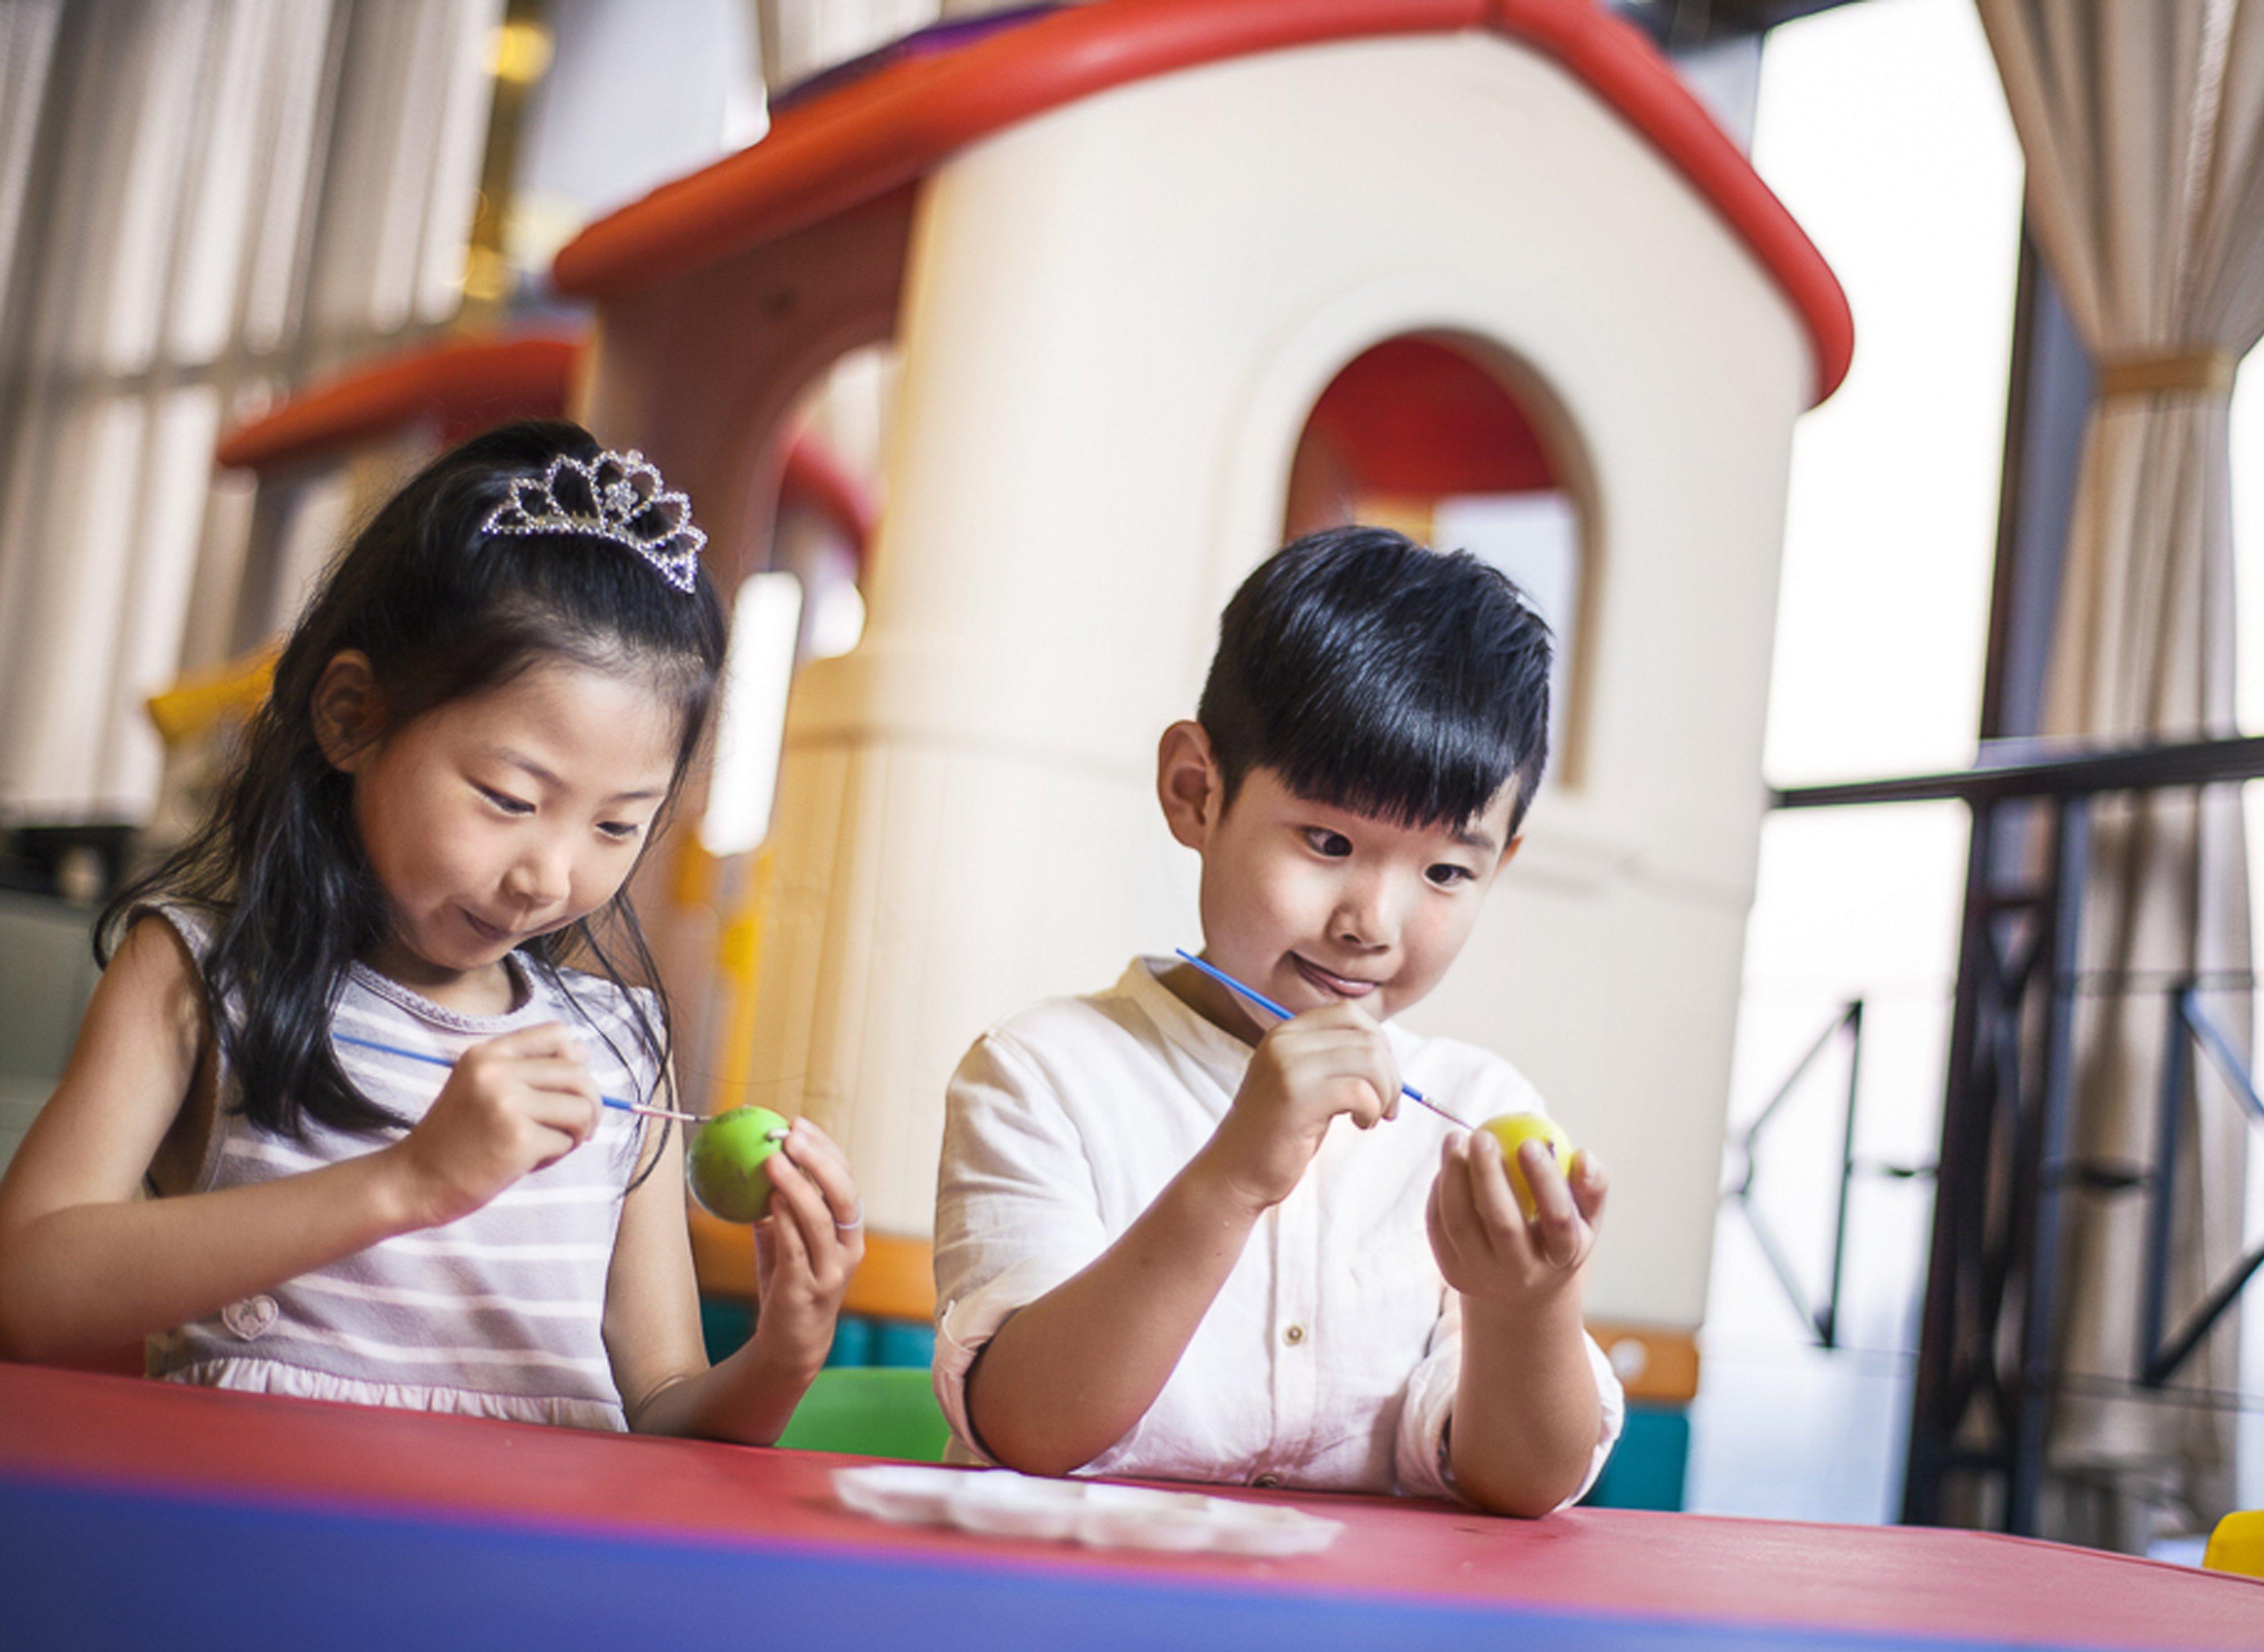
[1157,722,1520,1036]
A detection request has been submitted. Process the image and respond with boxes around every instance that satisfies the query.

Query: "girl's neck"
[358,937,527,1019]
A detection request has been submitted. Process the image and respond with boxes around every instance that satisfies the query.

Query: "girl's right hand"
[386,1023,601,1228]
[1199,1002,1399,1214]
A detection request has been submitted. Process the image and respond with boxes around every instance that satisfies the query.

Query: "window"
[1285,335,1586,781]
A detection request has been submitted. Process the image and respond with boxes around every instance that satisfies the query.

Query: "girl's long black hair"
[102,420,729,1145]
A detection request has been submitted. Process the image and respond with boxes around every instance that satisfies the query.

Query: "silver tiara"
[481,448,705,592]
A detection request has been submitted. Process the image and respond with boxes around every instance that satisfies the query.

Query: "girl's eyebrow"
[492,749,665,803]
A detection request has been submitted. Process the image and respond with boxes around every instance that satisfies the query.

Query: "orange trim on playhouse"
[214,331,877,556]
[215,333,583,473]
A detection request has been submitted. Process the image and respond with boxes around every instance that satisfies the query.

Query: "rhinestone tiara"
[481,447,705,592]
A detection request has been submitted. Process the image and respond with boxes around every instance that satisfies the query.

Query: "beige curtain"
[0,0,502,828]
[1978,0,2264,1549]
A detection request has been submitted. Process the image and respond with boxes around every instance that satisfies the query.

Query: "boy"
[932,526,1622,1515]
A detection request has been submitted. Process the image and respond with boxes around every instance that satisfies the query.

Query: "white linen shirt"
[932,957,1624,1504]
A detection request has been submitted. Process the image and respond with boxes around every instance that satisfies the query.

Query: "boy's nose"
[1330,880,1399,950]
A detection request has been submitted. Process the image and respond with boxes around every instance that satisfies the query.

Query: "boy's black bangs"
[1247,651,1532,832]
[1204,528,1553,835]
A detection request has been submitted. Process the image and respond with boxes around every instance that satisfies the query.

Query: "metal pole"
[2009,796,2090,1536]
[2137,986,2190,1381]
[1823,999,1864,1350]
[1904,799,2000,1525]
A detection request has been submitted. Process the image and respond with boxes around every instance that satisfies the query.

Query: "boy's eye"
[1427,863,1476,888]
[1304,828,1353,857]
[478,786,534,817]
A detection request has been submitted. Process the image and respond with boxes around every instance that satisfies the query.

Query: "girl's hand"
[386,1023,601,1228]
[1427,1130,1607,1309]
[1198,1002,1398,1214]
[749,1117,864,1377]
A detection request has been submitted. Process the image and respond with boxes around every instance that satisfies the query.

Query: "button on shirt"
[932,958,1624,1504]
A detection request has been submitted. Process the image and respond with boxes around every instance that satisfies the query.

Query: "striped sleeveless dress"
[144,905,663,1431]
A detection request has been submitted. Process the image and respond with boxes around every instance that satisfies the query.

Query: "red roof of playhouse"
[551,0,1852,404]
[213,329,876,556]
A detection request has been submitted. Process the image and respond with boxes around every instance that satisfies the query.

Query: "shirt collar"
[348,950,535,1033]
[1117,954,1260,1087]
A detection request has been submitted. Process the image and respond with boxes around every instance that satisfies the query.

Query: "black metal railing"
[1726,997,1938,1350]
[2141,986,2264,1389]
[1770,731,2264,1536]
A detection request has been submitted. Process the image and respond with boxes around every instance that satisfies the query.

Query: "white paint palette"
[833,1464,1343,1557]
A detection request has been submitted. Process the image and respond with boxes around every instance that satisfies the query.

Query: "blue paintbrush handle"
[331,1031,698,1121]
[1171,949,1468,1128]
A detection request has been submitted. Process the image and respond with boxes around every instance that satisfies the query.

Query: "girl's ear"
[1155,720,1224,851]
[311,651,385,772]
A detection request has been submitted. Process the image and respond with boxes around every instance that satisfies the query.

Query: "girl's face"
[331,657,681,1013]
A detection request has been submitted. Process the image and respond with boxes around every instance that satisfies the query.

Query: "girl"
[0,421,862,1441]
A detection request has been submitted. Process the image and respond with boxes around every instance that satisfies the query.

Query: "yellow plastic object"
[706,847,774,1118]
[146,646,278,746]
[2202,1510,2264,1577]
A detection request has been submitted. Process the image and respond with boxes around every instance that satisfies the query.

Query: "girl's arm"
[0,918,424,1358]
[0,917,604,1361]
[604,1113,861,1444]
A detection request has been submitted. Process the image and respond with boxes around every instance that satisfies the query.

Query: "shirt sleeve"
[930,1029,1114,1462]
[1393,1285,1630,1509]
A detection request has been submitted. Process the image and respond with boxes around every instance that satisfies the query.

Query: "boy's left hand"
[749,1118,865,1375]
[1426,1130,1606,1308]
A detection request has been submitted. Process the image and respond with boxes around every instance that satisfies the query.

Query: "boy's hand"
[750,1117,865,1379]
[1200,1002,1399,1212]
[388,1023,601,1228]
[1427,1129,1606,1309]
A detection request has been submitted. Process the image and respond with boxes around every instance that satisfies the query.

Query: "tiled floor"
[1688,1198,2228,1569]
[1686,1212,1915,1526]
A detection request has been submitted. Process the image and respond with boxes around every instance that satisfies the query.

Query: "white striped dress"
[144,906,662,1431]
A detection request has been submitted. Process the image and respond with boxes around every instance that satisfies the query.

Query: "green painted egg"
[687,1105,790,1223]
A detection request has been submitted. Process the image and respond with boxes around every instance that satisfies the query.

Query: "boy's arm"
[1428,1131,1616,1516]
[962,1149,1267,1476]
[947,1005,1399,1479]
[1451,1292,1607,1515]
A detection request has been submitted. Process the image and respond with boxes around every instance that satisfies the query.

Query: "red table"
[2,1363,2257,1649]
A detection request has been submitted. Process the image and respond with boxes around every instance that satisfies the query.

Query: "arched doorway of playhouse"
[1281,335,1595,790]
